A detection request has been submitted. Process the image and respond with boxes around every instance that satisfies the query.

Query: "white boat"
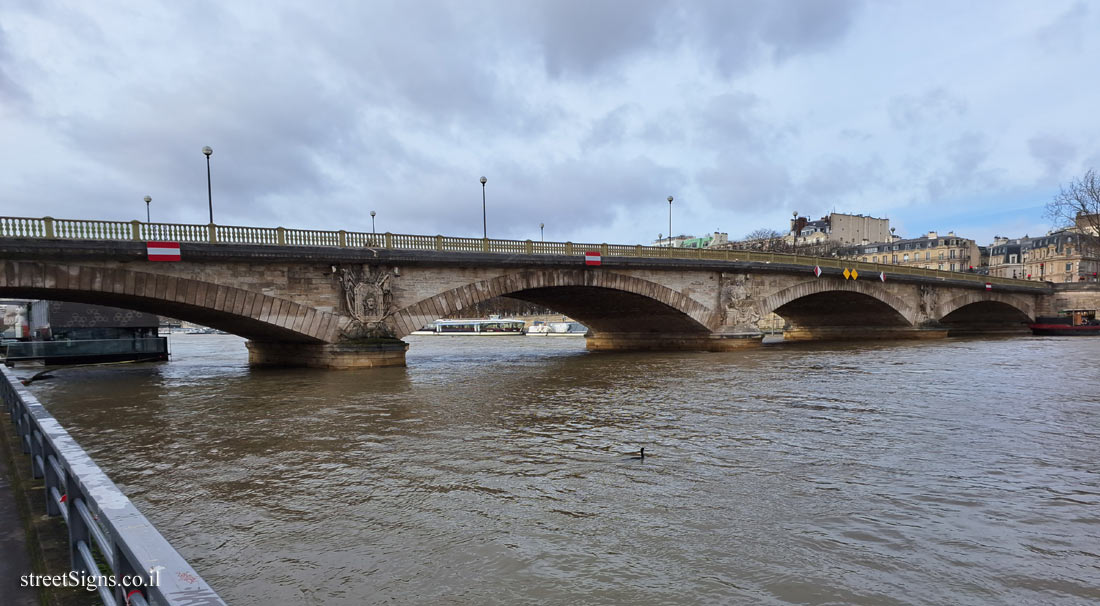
[526,321,587,337]
[410,324,439,336]
[183,327,225,335]
[413,318,525,336]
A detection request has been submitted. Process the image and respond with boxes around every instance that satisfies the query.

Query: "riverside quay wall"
[1046,283,1100,314]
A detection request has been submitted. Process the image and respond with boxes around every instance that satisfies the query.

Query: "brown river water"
[17,334,1100,605]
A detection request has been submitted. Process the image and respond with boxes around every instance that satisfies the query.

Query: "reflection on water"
[19,334,1100,605]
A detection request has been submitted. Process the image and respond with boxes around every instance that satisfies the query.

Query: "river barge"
[2,301,168,365]
[1029,309,1100,336]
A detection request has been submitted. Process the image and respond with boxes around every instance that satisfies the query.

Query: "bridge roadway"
[0,217,1053,368]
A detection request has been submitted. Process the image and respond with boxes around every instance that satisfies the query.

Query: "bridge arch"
[0,261,338,343]
[388,269,721,339]
[930,292,1034,336]
[932,290,1034,323]
[761,279,920,326]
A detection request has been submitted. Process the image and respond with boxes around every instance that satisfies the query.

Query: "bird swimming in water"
[629,447,645,460]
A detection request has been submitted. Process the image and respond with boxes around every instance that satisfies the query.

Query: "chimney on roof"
[927,231,938,239]
[947,231,955,237]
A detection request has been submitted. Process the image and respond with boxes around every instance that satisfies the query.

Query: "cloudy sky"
[2,1,1097,246]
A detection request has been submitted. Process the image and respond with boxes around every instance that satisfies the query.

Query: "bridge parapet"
[0,215,1045,290]
[0,217,1058,368]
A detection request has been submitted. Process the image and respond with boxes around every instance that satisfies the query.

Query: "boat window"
[438,323,477,332]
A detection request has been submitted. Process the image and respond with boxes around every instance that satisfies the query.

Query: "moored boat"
[410,324,439,336]
[412,318,526,335]
[525,321,587,337]
[1029,309,1100,336]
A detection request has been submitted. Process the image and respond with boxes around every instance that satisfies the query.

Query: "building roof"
[1026,230,1086,250]
[838,232,975,256]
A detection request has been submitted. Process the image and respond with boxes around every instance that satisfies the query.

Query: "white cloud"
[0,0,1097,247]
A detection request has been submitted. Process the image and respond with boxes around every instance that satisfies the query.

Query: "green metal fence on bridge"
[0,215,1045,289]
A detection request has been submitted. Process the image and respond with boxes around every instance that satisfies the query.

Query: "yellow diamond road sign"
[851,269,859,280]
[843,268,851,279]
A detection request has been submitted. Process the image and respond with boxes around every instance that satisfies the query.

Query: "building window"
[950,263,957,271]
[892,255,898,263]
[939,252,944,260]
[950,249,956,259]
[1009,254,1017,263]
[872,256,878,263]
[925,252,930,260]
[903,254,909,262]
[1066,262,1073,272]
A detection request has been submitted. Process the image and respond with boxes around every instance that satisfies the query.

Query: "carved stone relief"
[720,273,763,329]
[919,284,938,322]
[338,265,396,338]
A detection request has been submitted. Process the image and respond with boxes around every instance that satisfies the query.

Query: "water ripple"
[21,333,1100,605]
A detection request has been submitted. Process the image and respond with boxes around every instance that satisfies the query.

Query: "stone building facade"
[988,236,1029,279]
[839,231,982,273]
[787,212,891,246]
[1021,231,1100,283]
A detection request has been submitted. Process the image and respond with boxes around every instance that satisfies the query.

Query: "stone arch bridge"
[0,238,1051,368]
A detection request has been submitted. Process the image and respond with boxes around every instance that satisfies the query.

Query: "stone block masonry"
[0,239,1052,368]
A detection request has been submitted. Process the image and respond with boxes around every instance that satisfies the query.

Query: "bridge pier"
[940,324,1031,337]
[246,340,409,369]
[584,332,764,352]
[781,326,948,341]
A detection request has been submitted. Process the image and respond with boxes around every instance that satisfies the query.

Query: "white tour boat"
[525,321,588,337]
[411,318,526,336]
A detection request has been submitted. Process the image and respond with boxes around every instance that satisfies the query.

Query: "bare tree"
[795,240,843,257]
[735,228,791,252]
[743,228,783,241]
[1046,169,1100,247]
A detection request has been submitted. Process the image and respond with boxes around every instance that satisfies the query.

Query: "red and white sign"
[985,283,992,290]
[585,251,601,266]
[879,271,886,282]
[813,265,822,277]
[147,241,181,262]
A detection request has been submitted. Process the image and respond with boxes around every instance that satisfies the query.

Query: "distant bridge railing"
[0,215,1044,289]
[1,365,226,606]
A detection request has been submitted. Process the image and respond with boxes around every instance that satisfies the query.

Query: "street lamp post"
[202,146,214,224]
[144,196,151,223]
[370,210,376,239]
[667,195,674,248]
[480,176,487,239]
[540,222,544,242]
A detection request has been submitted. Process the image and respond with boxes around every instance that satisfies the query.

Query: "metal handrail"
[0,215,1046,289]
[1,365,226,606]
